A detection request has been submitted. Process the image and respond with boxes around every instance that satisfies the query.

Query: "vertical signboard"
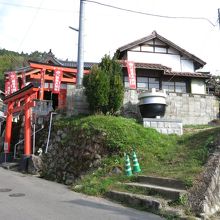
[53,69,63,94]
[126,61,136,89]
[21,72,26,88]
[4,79,11,96]
[39,69,45,100]
[9,72,18,94]
[4,142,8,152]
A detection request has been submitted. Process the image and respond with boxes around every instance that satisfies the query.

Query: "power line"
[85,0,217,27]
[0,1,73,13]
[17,0,45,52]
[218,8,220,29]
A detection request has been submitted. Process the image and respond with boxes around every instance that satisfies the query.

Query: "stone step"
[136,175,186,190]
[0,152,13,164]
[106,190,166,211]
[125,182,186,201]
[106,190,191,219]
[0,162,19,170]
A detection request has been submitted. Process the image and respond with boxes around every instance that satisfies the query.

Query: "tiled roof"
[39,51,98,69]
[58,60,98,69]
[164,71,210,79]
[120,61,171,71]
[121,61,210,79]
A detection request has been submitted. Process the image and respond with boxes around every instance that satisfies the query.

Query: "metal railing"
[13,125,44,159]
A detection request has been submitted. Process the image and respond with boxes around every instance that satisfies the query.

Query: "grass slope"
[57,115,220,196]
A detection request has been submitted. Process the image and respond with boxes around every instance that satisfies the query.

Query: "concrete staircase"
[106,175,199,219]
[125,175,187,201]
[0,154,20,171]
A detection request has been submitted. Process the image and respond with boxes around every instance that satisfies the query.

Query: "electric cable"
[0,1,73,13]
[84,0,217,27]
[17,0,45,52]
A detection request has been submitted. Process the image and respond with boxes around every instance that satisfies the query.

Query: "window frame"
[162,80,186,93]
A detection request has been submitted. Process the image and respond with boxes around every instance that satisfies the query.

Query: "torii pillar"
[4,101,13,153]
[24,95,31,156]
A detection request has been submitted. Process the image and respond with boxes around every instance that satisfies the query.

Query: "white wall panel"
[191,79,206,94]
[181,59,194,72]
[128,51,181,71]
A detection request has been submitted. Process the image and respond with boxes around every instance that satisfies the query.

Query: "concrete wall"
[123,89,219,125]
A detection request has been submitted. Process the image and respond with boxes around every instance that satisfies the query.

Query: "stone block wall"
[66,85,89,116]
[188,150,220,218]
[123,89,219,125]
[66,87,219,125]
[165,92,219,125]
[143,118,183,135]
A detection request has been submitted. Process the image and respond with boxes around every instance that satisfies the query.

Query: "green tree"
[83,65,109,114]
[83,55,124,115]
[0,49,47,90]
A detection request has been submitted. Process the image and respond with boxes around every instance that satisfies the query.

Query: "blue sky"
[0,0,219,74]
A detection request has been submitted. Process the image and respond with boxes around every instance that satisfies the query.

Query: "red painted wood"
[30,74,76,83]
[4,88,39,104]
[5,101,13,153]
[40,69,45,100]
[58,89,67,109]
[24,95,31,156]
[29,61,90,74]
[11,101,35,114]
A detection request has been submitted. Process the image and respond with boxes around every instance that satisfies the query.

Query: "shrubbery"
[83,55,124,115]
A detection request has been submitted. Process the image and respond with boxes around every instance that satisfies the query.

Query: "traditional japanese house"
[115,31,219,125]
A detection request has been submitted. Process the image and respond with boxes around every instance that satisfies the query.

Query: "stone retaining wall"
[123,89,219,125]
[188,148,220,218]
[143,118,183,135]
[66,85,89,116]
[65,87,219,125]
[40,126,108,185]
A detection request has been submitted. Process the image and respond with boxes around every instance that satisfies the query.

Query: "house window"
[162,81,175,92]
[124,76,159,90]
[162,81,186,93]
[137,77,148,88]
[175,82,186,93]
[124,76,130,88]
[137,77,159,89]
[149,78,160,89]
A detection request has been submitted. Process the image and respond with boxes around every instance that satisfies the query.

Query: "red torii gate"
[4,84,38,156]
[4,61,90,157]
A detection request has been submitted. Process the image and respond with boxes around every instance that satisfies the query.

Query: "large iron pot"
[138,88,167,118]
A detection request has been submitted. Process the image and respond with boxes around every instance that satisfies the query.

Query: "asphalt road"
[0,167,164,220]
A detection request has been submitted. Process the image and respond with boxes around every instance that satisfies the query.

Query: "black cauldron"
[138,89,167,118]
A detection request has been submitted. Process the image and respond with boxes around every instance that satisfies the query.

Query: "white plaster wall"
[191,79,206,94]
[181,58,194,72]
[127,51,195,72]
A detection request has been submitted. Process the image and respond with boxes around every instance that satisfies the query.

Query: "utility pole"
[76,0,85,86]
[218,8,220,29]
